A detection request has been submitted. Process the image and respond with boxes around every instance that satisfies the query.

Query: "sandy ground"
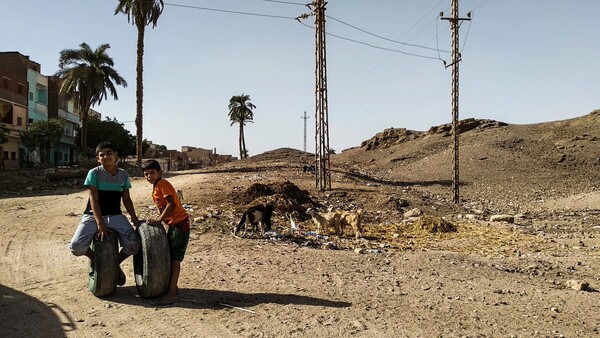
[1,163,600,338]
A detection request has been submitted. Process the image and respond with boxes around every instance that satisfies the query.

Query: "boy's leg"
[70,214,99,262]
[152,218,189,304]
[106,214,140,258]
[163,260,181,301]
[106,215,140,286]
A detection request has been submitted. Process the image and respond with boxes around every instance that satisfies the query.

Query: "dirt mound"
[241,183,275,202]
[236,181,316,217]
[246,148,313,163]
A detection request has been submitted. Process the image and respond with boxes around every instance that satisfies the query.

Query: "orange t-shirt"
[152,178,188,226]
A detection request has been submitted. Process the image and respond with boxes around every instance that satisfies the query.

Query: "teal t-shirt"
[83,166,131,216]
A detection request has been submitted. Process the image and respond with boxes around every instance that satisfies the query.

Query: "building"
[0,52,41,169]
[48,76,79,166]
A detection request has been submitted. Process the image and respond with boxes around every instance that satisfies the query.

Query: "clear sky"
[3,0,599,157]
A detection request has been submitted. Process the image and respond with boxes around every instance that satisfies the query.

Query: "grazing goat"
[306,208,342,236]
[233,204,274,237]
[337,209,366,239]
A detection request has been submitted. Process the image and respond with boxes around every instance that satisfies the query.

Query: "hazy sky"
[3,0,599,157]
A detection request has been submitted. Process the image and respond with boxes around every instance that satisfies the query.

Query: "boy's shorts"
[167,218,190,262]
[70,214,140,256]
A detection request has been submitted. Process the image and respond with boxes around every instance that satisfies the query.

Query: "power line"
[299,22,440,61]
[261,0,306,6]
[163,2,297,20]
[326,15,450,53]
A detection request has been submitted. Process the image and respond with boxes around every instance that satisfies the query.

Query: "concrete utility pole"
[441,0,471,203]
[301,110,309,152]
[311,0,331,191]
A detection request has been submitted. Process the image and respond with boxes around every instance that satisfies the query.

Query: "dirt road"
[2,167,600,337]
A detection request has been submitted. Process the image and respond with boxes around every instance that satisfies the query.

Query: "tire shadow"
[0,284,75,336]
[106,286,352,310]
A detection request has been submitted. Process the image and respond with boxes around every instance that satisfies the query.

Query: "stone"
[403,208,422,218]
[490,214,515,223]
[566,279,589,291]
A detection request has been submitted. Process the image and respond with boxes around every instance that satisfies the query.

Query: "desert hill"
[330,110,600,213]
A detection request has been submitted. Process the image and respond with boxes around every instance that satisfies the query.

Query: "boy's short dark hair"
[141,159,162,171]
[96,141,116,155]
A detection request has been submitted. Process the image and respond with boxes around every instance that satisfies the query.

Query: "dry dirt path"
[1,171,600,337]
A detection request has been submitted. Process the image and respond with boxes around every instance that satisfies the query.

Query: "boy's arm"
[149,195,175,225]
[122,189,140,226]
[88,186,109,241]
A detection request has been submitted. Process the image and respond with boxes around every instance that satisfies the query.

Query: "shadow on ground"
[105,286,352,310]
[0,284,75,336]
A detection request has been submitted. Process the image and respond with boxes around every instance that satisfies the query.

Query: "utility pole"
[441,0,470,203]
[297,0,331,191]
[301,110,309,152]
[312,0,331,191]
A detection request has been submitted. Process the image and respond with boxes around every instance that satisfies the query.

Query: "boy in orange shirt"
[141,160,190,305]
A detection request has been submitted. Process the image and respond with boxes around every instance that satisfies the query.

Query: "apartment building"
[0,52,40,169]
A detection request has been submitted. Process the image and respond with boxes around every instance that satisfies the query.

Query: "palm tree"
[228,94,256,159]
[115,0,164,164]
[55,43,127,150]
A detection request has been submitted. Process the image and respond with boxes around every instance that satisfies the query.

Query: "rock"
[566,279,589,291]
[465,214,478,220]
[490,214,515,223]
[354,248,366,254]
[404,208,422,218]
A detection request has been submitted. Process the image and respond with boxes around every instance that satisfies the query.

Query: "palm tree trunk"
[241,128,247,159]
[80,110,88,150]
[135,25,145,164]
[238,123,244,159]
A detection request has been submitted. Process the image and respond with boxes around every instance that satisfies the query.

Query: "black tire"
[133,223,171,299]
[88,232,119,297]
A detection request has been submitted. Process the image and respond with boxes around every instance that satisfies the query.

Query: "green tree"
[228,94,256,159]
[0,127,7,145]
[20,119,64,166]
[84,116,135,159]
[55,43,127,151]
[115,0,164,164]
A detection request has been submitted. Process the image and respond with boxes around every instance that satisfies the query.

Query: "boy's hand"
[147,218,162,226]
[95,224,109,241]
[131,216,141,227]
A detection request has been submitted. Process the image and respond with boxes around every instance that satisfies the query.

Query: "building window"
[3,151,8,160]
[17,83,24,95]
[29,92,34,101]
[10,152,16,160]
[37,88,48,105]
[2,77,10,89]
[17,116,22,126]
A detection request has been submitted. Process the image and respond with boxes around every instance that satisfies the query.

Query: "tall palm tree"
[115,0,164,164]
[55,43,127,150]
[228,94,256,159]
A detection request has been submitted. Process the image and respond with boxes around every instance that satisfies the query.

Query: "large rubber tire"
[133,223,171,299]
[88,232,119,297]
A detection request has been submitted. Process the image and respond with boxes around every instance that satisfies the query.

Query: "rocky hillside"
[333,110,600,212]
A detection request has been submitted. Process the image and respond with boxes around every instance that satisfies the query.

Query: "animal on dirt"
[233,204,274,237]
[176,189,184,203]
[302,164,316,174]
[337,209,366,239]
[306,208,342,236]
